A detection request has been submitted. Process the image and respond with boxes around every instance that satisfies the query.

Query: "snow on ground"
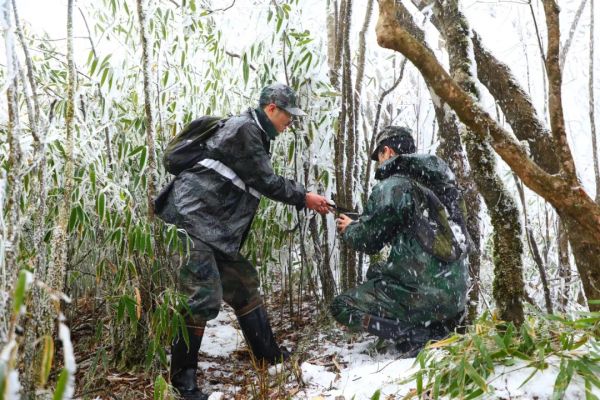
[298,338,418,399]
[199,306,598,400]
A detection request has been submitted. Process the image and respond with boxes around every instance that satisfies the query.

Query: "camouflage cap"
[370,125,416,161]
[259,83,307,116]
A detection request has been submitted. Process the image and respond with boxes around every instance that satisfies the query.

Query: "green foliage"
[12,270,29,314]
[403,311,600,399]
[52,369,69,400]
[153,375,170,400]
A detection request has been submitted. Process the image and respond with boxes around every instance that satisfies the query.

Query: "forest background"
[1,0,599,398]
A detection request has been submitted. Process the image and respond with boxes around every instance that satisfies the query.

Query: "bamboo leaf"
[96,192,106,221]
[67,207,78,233]
[242,53,249,85]
[100,67,109,87]
[153,375,168,400]
[52,369,70,400]
[90,57,99,76]
[463,360,488,393]
[39,335,55,387]
[427,335,460,349]
[0,363,6,400]
[553,359,574,399]
[12,270,29,315]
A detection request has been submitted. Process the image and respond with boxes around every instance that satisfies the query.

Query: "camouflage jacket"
[156,108,306,256]
[342,154,469,322]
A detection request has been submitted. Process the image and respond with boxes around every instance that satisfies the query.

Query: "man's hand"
[305,192,331,215]
[336,214,353,234]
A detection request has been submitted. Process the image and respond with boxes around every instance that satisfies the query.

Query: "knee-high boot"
[237,306,290,365]
[170,325,209,400]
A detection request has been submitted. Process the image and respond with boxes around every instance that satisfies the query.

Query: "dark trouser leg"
[177,239,223,323]
[330,279,391,332]
[171,239,221,400]
[217,252,289,365]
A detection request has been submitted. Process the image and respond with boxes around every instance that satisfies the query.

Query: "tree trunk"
[137,0,158,219]
[1,0,23,338]
[435,0,525,325]
[376,0,600,310]
[542,0,578,185]
[471,34,559,175]
[589,0,600,202]
[309,214,337,303]
[557,220,571,312]
[434,105,482,322]
[11,0,55,394]
[515,176,553,314]
[24,0,76,397]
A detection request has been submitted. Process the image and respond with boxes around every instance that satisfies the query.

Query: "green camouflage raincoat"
[331,154,469,332]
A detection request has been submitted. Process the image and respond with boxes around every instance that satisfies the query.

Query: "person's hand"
[336,214,353,234]
[305,192,331,215]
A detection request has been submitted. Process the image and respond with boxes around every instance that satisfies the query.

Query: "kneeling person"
[331,126,470,356]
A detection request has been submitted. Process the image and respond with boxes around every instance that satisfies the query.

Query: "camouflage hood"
[375,153,456,186]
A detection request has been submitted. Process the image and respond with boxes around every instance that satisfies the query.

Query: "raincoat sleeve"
[223,122,306,208]
[342,180,412,254]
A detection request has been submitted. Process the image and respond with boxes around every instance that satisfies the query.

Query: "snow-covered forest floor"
[71,295,599,400]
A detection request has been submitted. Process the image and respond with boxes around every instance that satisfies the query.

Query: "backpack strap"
[197,158,262,200]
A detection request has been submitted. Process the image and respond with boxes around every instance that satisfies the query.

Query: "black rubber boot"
[237,306,290,365]
[170,328,209,400]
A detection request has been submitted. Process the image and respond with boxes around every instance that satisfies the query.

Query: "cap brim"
[283,107,307,116]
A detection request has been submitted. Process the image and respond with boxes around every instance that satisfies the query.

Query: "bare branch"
[225,51,256,70]
[541,0,579,184]
[12,0,41,142]
[560,0,588,69]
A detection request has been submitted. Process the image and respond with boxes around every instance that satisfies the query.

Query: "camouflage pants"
[330,278,413,332]
[176,237,263,328]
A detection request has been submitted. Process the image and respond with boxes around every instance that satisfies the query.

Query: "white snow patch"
[201,308,244,357]
[489,357,600,399]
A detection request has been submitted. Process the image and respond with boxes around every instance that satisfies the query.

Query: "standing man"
[156,83,330,400]
[331,126,470,357]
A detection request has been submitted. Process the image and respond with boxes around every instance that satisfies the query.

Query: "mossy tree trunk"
[434,0,525,324]
[327,0,360,290]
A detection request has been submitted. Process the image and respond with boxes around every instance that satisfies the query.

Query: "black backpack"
[163,116,228,175]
